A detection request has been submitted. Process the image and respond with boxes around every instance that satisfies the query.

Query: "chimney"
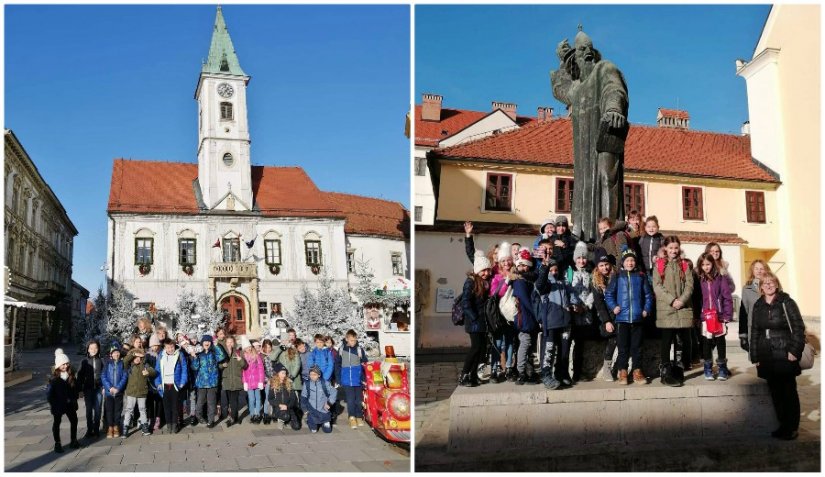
[492,101,517,120]
[537,106,554,122]
[421,93,443,122]
[657,108,690,129]
[741,121,750,136]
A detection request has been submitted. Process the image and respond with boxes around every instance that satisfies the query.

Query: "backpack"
[451,295,465,326]
[485,280,509,334]
[656,257,689,282]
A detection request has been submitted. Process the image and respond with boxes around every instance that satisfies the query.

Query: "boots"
[506,367,519,382]
[703,361,715,380]
[112,426,120,438]
[458,373,475,387]
[617,369,629,385]
[349,416,357,429]
[141,423,151,436]
[69,440,81,449]
[516,372,528,386]
[263,414,271,425]
[717,359,730,381]
[106,426,114,439]
[632,369,646,385]
[54,442,63,453]
[602,360,614,382]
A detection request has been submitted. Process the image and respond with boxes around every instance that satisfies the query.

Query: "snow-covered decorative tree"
[172,287,226,339]
[101,282,136,347]
[77,288,107,347]
[352,259,410,309]
[288,271,365,342]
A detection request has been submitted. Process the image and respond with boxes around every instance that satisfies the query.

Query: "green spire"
[202,6,246,76]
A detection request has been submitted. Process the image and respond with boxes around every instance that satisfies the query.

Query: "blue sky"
[416,4,771,133]
[6,5,410,294]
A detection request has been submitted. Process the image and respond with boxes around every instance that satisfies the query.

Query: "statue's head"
[572,27,601,80]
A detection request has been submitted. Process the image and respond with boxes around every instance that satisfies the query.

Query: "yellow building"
[416,110,784,349]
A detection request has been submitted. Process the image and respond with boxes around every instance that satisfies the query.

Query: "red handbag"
[703,309,723,335]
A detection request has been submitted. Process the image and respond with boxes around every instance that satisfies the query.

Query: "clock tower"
[195,6,253,211]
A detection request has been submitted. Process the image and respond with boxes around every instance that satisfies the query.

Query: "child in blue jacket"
[307,334,334,381]
[188,335,226,428]
[605,248,654,385]
[154,338,189,434]
[301,365,338,433]
[101,344,128,438]
[535,256,580,389]
[335,330,368,429]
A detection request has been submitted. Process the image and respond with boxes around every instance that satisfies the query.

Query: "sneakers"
[506,367,519,382]
[106,426,114,439]
[263,414,272,425]
[69,440,81,449]
[189,416,198,427]
[356,417,365,427]
[602,361,615,382]
[278,420,285,430]
[717,360,730,381]
[121,425,130,439]
[349,416,357,429]
[207,421,217,429]
[322,422,332,433]
[112,426,120,439]
[311,428,318,433]
[558,373,573,387]
[141,423,151,436]
[632,369,646,385]
[617,369,629,385]
[458,373,476,387]
[516,372,528,386]
[704,362,715,380]
[491,370,506,383]
[226,418,234,428]
[541,371,561,390]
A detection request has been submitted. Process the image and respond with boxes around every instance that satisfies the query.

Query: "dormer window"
[220,102,233,120]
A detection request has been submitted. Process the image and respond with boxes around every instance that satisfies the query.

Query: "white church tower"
[195,6,253,211]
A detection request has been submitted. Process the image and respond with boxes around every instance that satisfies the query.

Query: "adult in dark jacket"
[47,352,81,453]
[268,363,300,430]
[746,273,806,440]
[637,216,663,273]
[592,253,618,381]
[76,339,104,438]
[535,257,581,388]
[459,252,492,387]
[738,260,772,357]
[550,215,577,276]
[512,249,539,385]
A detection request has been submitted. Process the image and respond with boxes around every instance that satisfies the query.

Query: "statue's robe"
[552,60,629,242]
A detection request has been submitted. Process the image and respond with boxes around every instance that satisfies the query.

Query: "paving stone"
[100,464,137,472]
[86,454,125,468]
[201,456,241,472]
[235,454,272,470]
[352,459,411,472]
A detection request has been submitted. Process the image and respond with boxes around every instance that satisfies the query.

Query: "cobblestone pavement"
[414,329,821,464]
[5,345,409,472]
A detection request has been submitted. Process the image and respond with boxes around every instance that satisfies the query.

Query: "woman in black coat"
[47,352,81,453]
[746,272,806,440]
[459,252,492,387]
[76,339,104,438]
[267,364,300,430]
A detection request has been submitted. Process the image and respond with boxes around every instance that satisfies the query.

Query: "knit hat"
[201,334,213,344]
[273,362,287,375]
[555,215,569,226]
[309,364,322,376]
[54,348,64,357]
[546,258,558,269]
[149,335,160,347]
[621,247,637,266]
[596,253,615,266]
[573,241,589,261]
[539,218,555,235]
[515,247,533,268]
[54,353,70,369]
[473,251,492,274]
[496,242,512,262]
[240,336,252,350]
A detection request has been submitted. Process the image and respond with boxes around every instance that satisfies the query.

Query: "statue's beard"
[579,60,595,80]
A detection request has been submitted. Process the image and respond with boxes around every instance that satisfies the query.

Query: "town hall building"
[106,7,409,339]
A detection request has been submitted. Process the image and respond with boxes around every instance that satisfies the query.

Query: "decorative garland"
[182,264,194,276]
[138,263,151,275]
[268,264,281,275]
[310,264,321,275]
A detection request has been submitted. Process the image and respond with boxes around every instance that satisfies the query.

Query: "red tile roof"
[432,118,779,183]
[414,105,534,147]
[659,108,690,120]
[108,159,343,218]
[324,192,410,240]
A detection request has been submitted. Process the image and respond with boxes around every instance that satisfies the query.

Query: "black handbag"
[659,361,684,387]
[485,281,508,335]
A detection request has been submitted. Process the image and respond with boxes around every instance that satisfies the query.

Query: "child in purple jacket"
[696,253,733,380]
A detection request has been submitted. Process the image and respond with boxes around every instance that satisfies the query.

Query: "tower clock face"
[217,83,234,98]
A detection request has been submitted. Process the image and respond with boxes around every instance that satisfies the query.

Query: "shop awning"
[3,297,55,311]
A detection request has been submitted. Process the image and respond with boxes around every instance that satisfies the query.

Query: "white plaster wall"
[346,235,409,285]
[414,146,436,225]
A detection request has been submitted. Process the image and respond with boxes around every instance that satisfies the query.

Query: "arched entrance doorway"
[221,295,246,336]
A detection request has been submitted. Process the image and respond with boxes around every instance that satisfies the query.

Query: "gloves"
[740,338,749,351]
[257,382,264,390]
[243,383,249,391]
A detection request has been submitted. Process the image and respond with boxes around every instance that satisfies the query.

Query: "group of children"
[460,211,748,389]
[47,324,369,453]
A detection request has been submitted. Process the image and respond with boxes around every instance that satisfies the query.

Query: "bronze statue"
[551,27,629,242]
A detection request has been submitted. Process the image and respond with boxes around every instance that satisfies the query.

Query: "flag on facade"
[212,239,220,248]
[245,235,256,248]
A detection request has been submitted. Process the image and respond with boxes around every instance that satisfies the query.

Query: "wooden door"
[221,296,246,336]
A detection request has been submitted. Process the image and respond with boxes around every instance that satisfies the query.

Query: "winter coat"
[261,352,276,380]
[638,233,663,272]
[489,273,511,298]
[653,258,695,328]
[242,352,266,389]
[462,277,488,334]
[592,282,615,337]
[604,268,654,324]
[550,231,577,276]
[47,373,79,415]
[330,348,341,384]
[153,350,188,396]
[307,347,334,381]
[717,260,736,293]
[102,359,128,398]
[299,349,310,382]
[596,221,630,264]
[190,345,227,389]
[336,343,367,387]
[698,274,733,321]
[300,378,337,414]
[76,354,104,392]
[220,349,248,391]
[510,277,538,333]
[279,352,303,391]
[750,292,806,376]
[464,234,476,264]
[738,280,761,346]
[268,383,297,411]
[534,263,580,331]
[124,355,157,398]
[566,266,595,326]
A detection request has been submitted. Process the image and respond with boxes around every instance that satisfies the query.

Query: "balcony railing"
[208,262,258,279]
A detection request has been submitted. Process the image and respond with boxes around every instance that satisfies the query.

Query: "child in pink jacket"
[241,337,266,424]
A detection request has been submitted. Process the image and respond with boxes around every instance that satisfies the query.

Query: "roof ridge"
[324,190,406,208]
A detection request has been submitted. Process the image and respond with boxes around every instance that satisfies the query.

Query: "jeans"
[604,336,617,361]
[702,335,727,362]
[148,391,163,426]
[84,387,103,433]
[52,410,77,444]
[103,394,123,429]
[225,390,242,421]
[246,388,262,417]
[615,322,644,371]
[516,331,537,374]
[342,385,363,418]
[491,329,515,372]
[161,386,179,427]
[462,333,487,375]
[262,386,272,415]
[123,396,147,426]
[307,408,332,432]
[196,387,218,423]
[540,327,571,379]
[571,324,598,378]
[660,328,690,364]
[767,374,800,432]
